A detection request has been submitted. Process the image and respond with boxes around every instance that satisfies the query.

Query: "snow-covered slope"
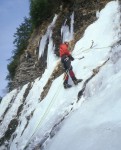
[0,1,121,150]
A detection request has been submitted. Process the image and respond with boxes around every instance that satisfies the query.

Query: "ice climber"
[59,41,83,88]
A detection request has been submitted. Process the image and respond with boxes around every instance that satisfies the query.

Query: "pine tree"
[7,17,32,81]
[30,0,50,27]
[30,0,61,27]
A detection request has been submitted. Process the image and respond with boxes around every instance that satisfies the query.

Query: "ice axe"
[74,56,84,60]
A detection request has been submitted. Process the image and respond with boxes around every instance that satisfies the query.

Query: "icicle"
[47,31,55,68]
[96,10,100,19]
[70,12,74,40]
[61,12,74,42]
[38,14,58,59]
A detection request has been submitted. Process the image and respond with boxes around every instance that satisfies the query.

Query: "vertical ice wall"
[0,1,121,150]
[46,31,58,69]
[38,15,58,59]
[61,12,74,42]
[118,0,121,39]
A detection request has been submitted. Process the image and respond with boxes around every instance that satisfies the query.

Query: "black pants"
[61,55,75,83]
[61,55,72,71]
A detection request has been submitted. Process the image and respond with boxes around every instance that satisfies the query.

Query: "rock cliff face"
[11,0,111,90]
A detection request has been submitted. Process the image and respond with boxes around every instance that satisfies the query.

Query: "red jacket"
[59,44,70,57]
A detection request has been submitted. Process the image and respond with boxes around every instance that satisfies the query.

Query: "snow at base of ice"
[0,89,17,118]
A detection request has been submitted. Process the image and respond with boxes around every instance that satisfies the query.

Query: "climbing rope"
[73,39,119,58]
[24,79,63,149]
[24,40,113,149]
[93,45,112,49]
[72,40,95,56]
[73,44,112,56]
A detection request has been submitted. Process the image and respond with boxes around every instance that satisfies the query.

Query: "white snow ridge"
[1,1,121,150]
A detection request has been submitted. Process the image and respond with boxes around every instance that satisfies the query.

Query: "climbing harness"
[24,39,113,149]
